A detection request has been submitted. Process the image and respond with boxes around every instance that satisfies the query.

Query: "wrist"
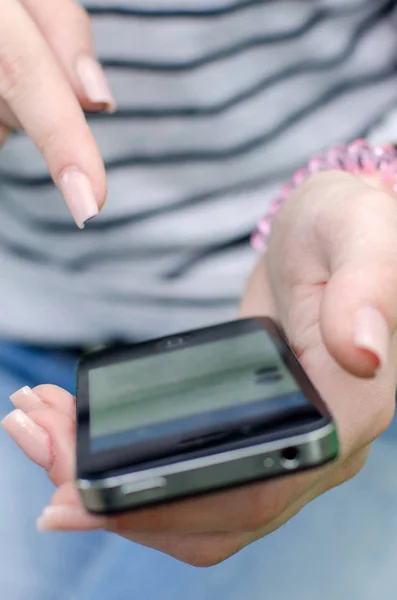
[253,139,397,252]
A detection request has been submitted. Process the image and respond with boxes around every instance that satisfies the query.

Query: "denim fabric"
[0,340,396,600]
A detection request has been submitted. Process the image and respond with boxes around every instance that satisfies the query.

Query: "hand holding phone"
[3,167,395,566]
[3,307,387,567]
[76,318,338,514]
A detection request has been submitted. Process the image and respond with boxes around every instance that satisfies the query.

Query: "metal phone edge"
[77,422,338,514]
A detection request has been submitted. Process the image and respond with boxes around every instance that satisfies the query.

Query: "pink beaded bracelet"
[251,139,397,252]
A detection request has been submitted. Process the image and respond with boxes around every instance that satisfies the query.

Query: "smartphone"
[76,317,338,514]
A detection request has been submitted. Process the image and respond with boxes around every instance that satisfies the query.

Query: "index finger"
[0,0,106,227]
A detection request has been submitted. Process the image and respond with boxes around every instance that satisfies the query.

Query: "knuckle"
[0,49,27,100]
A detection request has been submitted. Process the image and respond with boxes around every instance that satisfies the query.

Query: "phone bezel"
[76,317,332,477]
[78,423,338,515]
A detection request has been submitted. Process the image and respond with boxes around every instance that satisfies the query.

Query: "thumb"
[320,188,397,378]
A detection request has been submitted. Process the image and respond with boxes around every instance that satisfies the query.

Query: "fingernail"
[1,409,52,470]
[37,505,102,532]
[354,307,390,368]
[76,55,116,113]
[10,386,44,412]
[59,168,99,229]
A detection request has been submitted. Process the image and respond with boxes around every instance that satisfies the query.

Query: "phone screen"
[88,328,305,453]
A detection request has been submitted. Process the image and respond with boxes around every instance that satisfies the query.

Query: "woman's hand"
[2,171,397,567]
[0,0,113,226]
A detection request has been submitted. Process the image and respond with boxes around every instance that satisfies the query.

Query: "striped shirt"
[1,0,397,344]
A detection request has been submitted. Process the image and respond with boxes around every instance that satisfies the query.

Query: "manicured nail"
[10,386,44,412]
[354,307,389,368]
[1,409,52,470]
[76,55,116,113]
[58,168,99,229]
[37,505,103,532]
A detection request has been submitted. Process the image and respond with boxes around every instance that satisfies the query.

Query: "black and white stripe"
[1,0,397,343]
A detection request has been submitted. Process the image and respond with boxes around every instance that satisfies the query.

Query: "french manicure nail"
[58,168,99,229]
[76,55,116,113]
[37,505,103,532]
[1,409,52,470]
[354,306,390,368]
[10,386,44,412]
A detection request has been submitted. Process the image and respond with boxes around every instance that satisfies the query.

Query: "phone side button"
[121,476,167,496]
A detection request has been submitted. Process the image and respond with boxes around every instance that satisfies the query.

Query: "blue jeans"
[1,340,397,600]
